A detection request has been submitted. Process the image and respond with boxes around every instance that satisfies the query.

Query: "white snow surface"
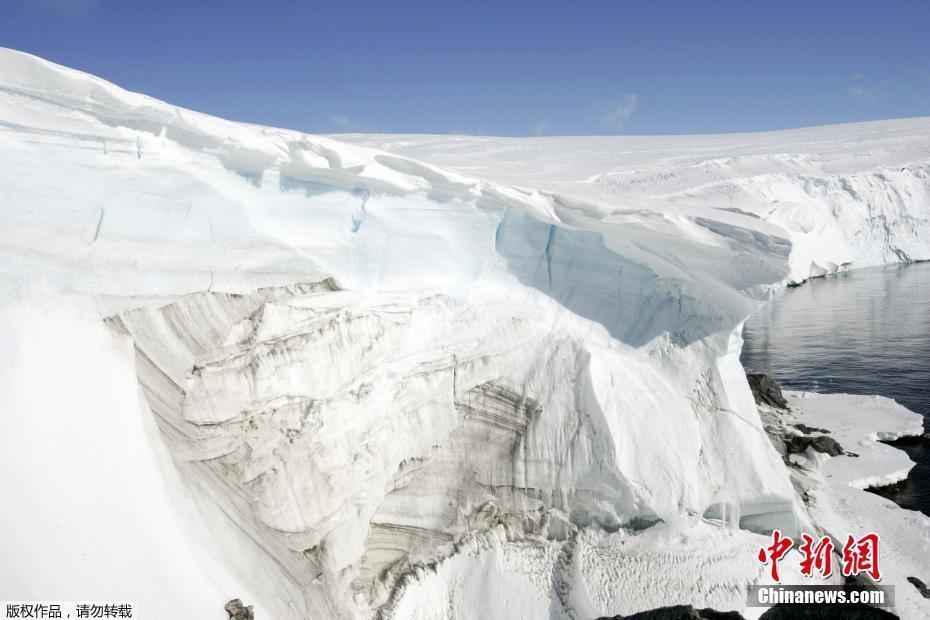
[0,294,308,619]
[344,121,930,285]
[0,47,928,618]
[788,391,924,489]
[785,392,930,619]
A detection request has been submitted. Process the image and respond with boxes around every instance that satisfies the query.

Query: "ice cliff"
[348,123,930,285]
[0,48,928,618]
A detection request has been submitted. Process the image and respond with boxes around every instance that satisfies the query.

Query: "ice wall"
[348,122,930,285]
[1,47,928,618]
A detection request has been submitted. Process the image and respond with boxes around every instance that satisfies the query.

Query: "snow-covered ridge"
[345,119,930,284]
[1,47,929,618]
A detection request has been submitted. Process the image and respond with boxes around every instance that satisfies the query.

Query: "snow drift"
[1,47,928,618]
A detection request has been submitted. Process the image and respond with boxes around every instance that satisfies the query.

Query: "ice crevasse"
[0,47,928,618]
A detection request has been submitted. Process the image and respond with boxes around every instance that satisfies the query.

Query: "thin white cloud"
[849,75,879,103]
[598,94,638,131]
[447,128,488,136]
[329,115,370,132]
[532,120,549,136]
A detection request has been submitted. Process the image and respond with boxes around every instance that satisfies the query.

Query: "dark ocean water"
[741,262,930,517]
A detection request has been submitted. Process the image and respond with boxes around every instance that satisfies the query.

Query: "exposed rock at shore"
[794,423,830,435]
[747,373,789,409]
[758,602,898,618]
[225,599,254,620]
[786,434,845,457]
[750,375,845,462]
[908,576,930,599]
[596,605,745,619]
[596,603,898,619]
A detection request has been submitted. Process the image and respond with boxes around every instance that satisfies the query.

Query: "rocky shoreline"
[597,602,897,619]
[746,373,849,464]
[749,374,929,617]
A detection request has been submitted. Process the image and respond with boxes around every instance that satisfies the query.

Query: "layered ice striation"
[1,47,929,618]
[105,277,793,616]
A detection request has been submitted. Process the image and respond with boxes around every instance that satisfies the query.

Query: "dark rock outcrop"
[596,606,745,619]
[794,423,829,434]
[786,434,844,456]
[596,602,898,620]
[759,602,898,618]
[907,576,930,599]
[747,373,789,409]
[225,599,254,620]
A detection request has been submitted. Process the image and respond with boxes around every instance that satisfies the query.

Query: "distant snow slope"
[344,121,930,284]
[0,47,928,619]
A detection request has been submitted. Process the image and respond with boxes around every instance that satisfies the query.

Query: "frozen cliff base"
[105,280,798,617]
[0,47,928,618]
[0,296,307,619]
[379,393,930,620]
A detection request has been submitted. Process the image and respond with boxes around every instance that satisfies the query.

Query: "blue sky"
[3,0,929,136]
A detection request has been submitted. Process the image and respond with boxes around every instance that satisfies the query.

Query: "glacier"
[0,47,928,618]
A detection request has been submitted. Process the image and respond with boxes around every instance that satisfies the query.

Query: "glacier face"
[346,123,930,285]
[1,47,929,618]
